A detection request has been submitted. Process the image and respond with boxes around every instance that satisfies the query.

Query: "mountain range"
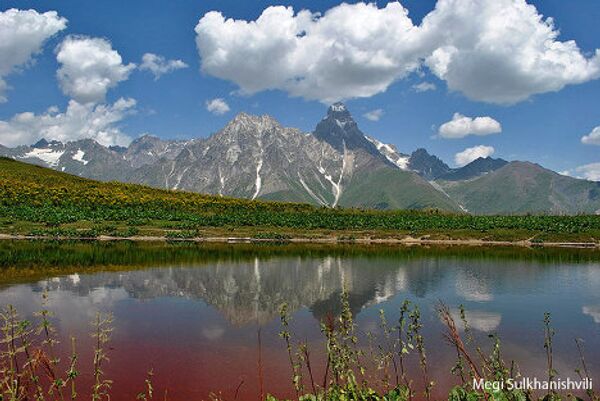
[1,103,599,215]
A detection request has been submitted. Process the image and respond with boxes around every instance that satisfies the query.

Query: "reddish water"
[1,247,599,400]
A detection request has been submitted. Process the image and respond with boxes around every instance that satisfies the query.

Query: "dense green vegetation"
[1,157,600,243]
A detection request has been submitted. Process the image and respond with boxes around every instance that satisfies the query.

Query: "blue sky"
[0,0,599,176]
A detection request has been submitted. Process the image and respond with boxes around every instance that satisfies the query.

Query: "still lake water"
[0,241,599,400]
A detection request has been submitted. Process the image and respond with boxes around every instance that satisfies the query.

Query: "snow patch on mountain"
[428,180,469,212]
[252,137,264,200]
[299,174,327,206]
[23,148,65,166]
[365,136,410,170]
[252,158,263,200]
[172,166,190,190]
[72,149,88,165]
[330,103,346,112]
[331,142,348,207]
[335,119,347,129]
[165,161,176,189]
[219,172,225,196]
[394,155,410,170]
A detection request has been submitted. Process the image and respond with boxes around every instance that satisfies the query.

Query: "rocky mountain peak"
[127,135,166,154]
[435,156,508,181]
[470,156,508,167]
[32,138,63,148]
[408,148,451,180]
[224,112,282,136]
[314,103,381,156]
[412,148,429,156]
[326,102,353,121]
[3,104,600,214]
[132,134,162,144]
[322,102,357,132]
[32,138,50,148]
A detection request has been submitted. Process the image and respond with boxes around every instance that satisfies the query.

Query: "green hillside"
[439,161,600,215]
[0,156,314,215]
[1,157,599,243]
[339,167,460,211]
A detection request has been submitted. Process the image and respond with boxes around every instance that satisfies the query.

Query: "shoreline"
[1,233,598,249]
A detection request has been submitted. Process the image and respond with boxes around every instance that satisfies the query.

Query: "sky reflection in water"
[0,242,599,400]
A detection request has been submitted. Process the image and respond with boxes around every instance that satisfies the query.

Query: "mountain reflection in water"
[0,241,599,401]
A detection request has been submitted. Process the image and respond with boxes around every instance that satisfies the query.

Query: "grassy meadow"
[1,157,600,244]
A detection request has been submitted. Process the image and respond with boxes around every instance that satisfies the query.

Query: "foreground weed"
[1,291,598,401]
[91,312,113,401]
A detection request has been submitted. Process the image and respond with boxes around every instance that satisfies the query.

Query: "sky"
[0,0,599,179]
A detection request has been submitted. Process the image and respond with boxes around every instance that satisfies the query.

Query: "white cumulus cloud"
[439,113,502,139]
[140,53,188,80]
[363,109,384,121]
[412,81,436,92]
[0,8,67,102]
[56,36,136,104]
[422,0,600,104]
[573,163,600,181]
[0,98,136,147]
[195,2,423,104]
[454,145,495,167]
[581,126,600,145]
[205,98,230,115]
[194,0,600,104]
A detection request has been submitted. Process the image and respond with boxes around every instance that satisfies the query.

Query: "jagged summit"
[324,102,357,129]
[133,134,162,142]
[314,103,380,156]
[231,111,255,122]
[32,138,63,148]
[224,112,282,134]
[2,103,600,214]
[329,102,347,112]
[436,157,508,182]
[326,102,353,120]
[230,112,277,124]
[32,138,50,148]
[408,148,451,180]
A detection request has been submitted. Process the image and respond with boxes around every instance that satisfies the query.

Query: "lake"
[0,241,599,400]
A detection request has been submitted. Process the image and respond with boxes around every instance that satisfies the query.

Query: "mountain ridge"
[1,103,598,215]
[439,161,600,214]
